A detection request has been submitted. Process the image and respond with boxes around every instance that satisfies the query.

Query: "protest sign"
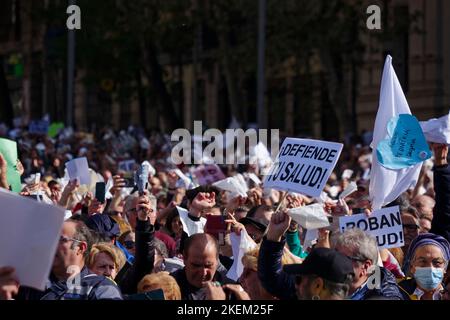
[264,138,343,197]
[47,122,65,138]
[339,206,404,249]
[0,138,22,193]
[118,159,137,172]
[28,120,49,135]
[193,164,226,185]
[65,157,91,185]
[0,188,65,290]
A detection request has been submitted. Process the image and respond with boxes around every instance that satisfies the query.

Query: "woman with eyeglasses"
[118,231,136,256]
[399,233,450,300]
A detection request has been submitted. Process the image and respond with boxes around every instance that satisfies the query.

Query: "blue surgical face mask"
[414,267,444,290]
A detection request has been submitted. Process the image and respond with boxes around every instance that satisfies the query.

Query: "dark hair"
[247,204,273,218]
[185,185,219,203]
[305,273,354,299]
[183,233,218,259]
[165,207,180,235]
[47,180,59,189]
[67,218,94,259]
[118,230,133,246]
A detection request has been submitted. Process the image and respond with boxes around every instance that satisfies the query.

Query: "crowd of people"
[0,124,449,301]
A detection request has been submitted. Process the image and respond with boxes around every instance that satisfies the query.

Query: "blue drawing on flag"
[376,114,432,170]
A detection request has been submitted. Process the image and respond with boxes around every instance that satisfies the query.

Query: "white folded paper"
[226,229,258,281]
[339,181,358,200]
[287,203,330,229]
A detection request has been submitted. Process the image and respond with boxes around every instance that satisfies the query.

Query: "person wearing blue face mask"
[399,233,450,300]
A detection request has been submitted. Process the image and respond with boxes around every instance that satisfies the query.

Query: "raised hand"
[266,209,291,242]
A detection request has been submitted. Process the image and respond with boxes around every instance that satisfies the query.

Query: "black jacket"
[430,164,450,242]
[171,264,234,300]
[257,237,297,300]
[117,219,155,294]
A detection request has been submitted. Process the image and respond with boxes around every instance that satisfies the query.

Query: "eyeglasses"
[413,257,447,268]
[348,255,368,263]
[59,235,82,244]
[124,240,135,249]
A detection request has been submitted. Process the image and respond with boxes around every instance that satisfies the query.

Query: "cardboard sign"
[193,164,226,186]
[118,160,137,173]
[339,206,404,249]
[0,138,21,193]
[264,138,343,197]
[28,120,49,135]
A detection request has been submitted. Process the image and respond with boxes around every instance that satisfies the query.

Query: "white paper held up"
[176,206,206,236]
[226,230,258,281]
[65,157,91,185]
[0,189,65,290]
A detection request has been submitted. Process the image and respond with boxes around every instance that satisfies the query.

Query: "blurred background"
[0,0,448,142]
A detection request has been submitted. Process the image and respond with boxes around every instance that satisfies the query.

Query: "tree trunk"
[218,33,242,125]
[141,41,182,131]
[319,49,348,141]
[0,62,14,127]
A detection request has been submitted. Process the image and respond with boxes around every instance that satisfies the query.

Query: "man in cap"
[284,247,354,300]
[257,209,353,300]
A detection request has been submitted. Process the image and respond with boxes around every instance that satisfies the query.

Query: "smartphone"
[122,172,135,188]
[95,182,106,203]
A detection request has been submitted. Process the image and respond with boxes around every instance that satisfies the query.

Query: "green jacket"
[285,230,308,259]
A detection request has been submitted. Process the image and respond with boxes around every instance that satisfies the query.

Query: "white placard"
[264,138,343,197]
[0,189,65,290]
[339,206,404,249]
[65,157,91,185]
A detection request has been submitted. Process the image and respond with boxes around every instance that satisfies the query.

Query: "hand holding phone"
[95,182,106,203]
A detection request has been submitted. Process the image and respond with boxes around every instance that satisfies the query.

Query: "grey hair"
[124,194,157,213]
[333,228,379,264]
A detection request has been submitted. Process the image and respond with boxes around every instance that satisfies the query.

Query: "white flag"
[369,55,422,209]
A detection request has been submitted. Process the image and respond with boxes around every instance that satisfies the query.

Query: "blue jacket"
[18,266,122,300]
[349,267,404,300]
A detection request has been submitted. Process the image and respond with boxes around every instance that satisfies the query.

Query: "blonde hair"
[137,272,181,300]
[242,246,299,272]
[87,242,126,271]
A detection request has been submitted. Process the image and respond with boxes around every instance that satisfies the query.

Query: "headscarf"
[402,233,450,275]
